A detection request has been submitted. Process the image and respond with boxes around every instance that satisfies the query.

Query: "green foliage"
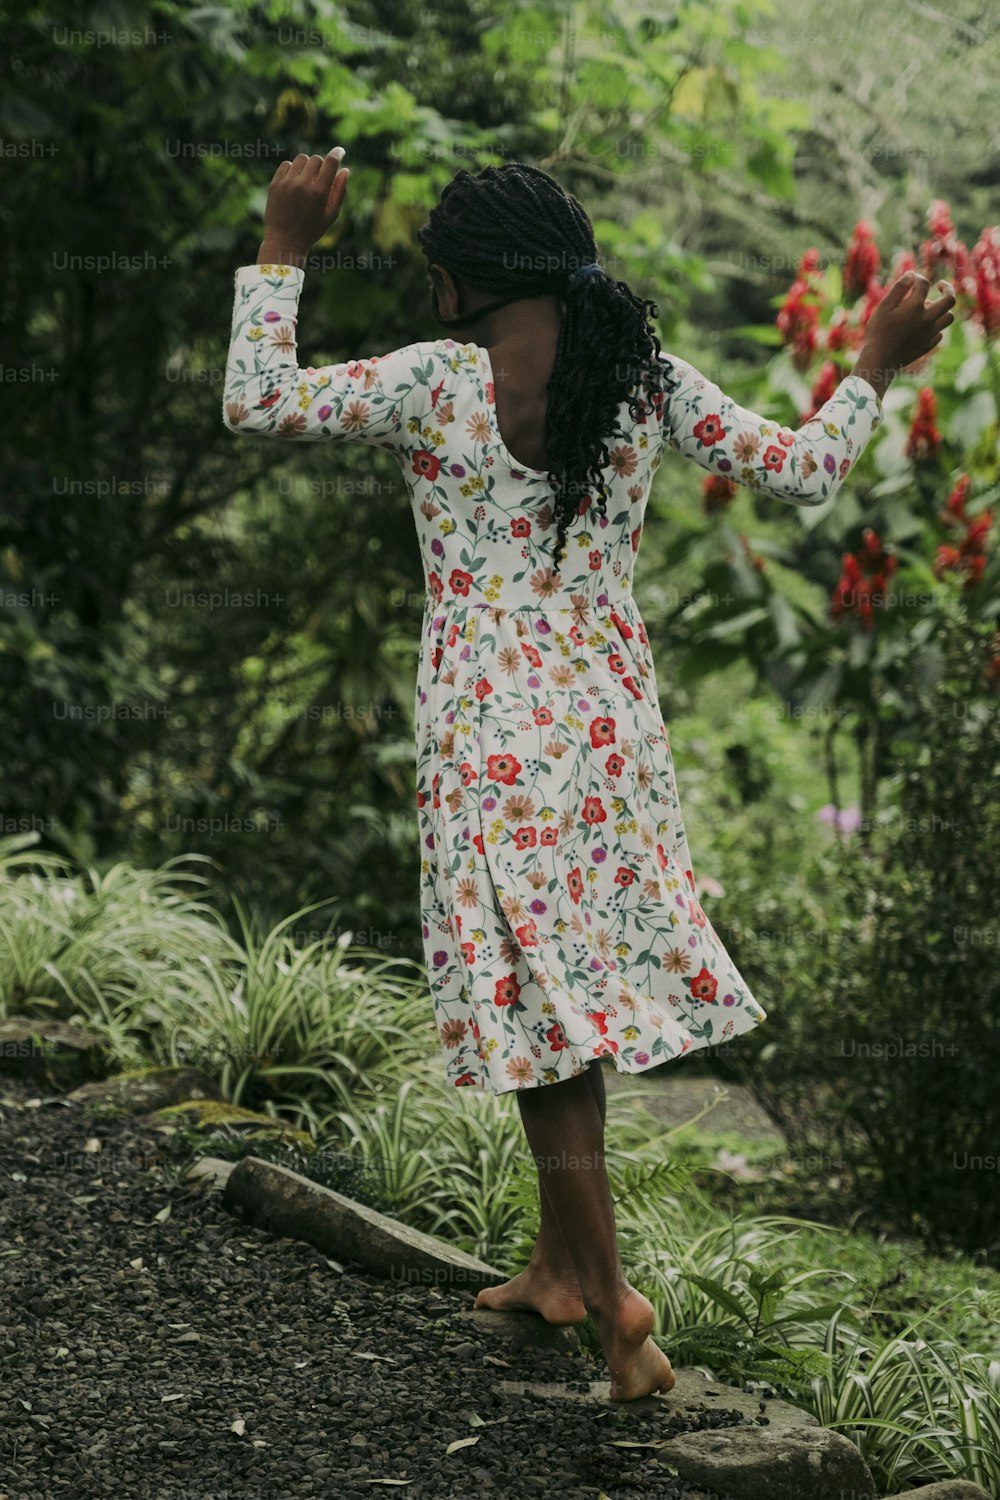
[720,616,1000,1262]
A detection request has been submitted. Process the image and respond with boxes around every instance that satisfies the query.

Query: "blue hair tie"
[567,260,602,289]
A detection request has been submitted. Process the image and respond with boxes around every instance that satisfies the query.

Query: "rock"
[223,1156,507,1291]
[665,1424,877,1500]
[456,1308,581,1352]
[664,1366,818,1431]
[496,1366,820,1415]
[891,1485,997,1499]
[0,1016,107,1086]
[183,1155,237,1192]
[68,1067,222,1114]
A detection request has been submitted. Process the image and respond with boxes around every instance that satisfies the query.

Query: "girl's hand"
[863,270,956,373]
[256,147,350,268]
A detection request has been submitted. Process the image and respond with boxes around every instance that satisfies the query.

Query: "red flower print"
[686,966,719,1003]
[621,676,643,700]
[459,942,476,966]
[428,571,443,603]
[589,550,602,571]
[532,706,554,726]
[609,609,633,639]
[495,974,521,1007]
[429,379,444,409]
[511,517,531,537]
[449,568,473,596]
[513,827,537,850]
[473,833,485,856]
[431,647,443,670]
[655,844,668,870]
[413,449,441,481]
[590,716,616,749]
[606,753,624,777]
[257,389,283,409]
[514,921,538,947]
[581,796,607,825]
[540,826,558,845]
[587,1010,609,1035]
[762,445,786,473]
[607,653,625,675]
[475,678,493,701]
[692,413,728,448]
[485,381,495,404]
[546,1021,569,1051]
[459,762,477,787]
[614,867,635,887]
[567,866,584,903]
[520,642,542,669]
[487,753,522,786]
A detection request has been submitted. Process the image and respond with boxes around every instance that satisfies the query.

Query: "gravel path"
[0,1076,744,1500]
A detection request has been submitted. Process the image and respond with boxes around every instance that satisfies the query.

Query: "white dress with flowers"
[223,262,885,1095]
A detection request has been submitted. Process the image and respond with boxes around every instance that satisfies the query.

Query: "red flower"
[546,1021,569,1051]
[605,753,625,777]
[686,966,719,1003]
[475,678,493,701]
[800,360,840,424]
[609,608,633,639]
[494,974,521,1007]
[614,867,635,887]
[520,642,542,669]
[567,866,584,904]
[581,795,607,825]
[412,449,441,481]
[486,753,521,786]
[762,445,787,473]
[590,716,616,749]
[905,387,941,461]
[511,517,531,537]
[429,379,445,409]
[449,568,473,596]
[702,474,738,514]
[532,705,554,726]
[540,826,558,845]
[459,762,476,787]
[843,219,881,301]
[257,389,283,409]
[514,921,538,947]
[513,827,537,850]
[692,412,729,448]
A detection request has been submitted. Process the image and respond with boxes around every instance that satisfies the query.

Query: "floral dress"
[223,263,884,1095]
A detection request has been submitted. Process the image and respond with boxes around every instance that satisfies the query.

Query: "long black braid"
[416,162,682,575]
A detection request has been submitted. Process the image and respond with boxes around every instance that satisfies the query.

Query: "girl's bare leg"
[477,1062,674,1401]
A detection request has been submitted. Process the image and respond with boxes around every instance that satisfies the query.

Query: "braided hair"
[416,162,681,575]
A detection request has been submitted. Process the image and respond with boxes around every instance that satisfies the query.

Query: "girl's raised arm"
[657,270,956,506]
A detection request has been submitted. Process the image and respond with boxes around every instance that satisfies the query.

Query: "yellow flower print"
[248,328,265,342]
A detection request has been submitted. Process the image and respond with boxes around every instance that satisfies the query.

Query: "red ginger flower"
[777,248,825,373]
[702,474,738,515]
[831,528,896,632]
[933,473,993,589]
[905,387,941,461]
[844,220,880,300]
[971,225,1000,337]
[919,199,973,297]
[801,359,840,423]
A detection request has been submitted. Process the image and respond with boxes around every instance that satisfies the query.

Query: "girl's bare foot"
[590,1284,675,1402]
[475,1263,588,1325]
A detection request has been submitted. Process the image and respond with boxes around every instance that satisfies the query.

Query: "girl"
[223,148,955,1401]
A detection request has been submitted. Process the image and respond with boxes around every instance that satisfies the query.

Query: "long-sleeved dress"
[223,262,884,1095]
